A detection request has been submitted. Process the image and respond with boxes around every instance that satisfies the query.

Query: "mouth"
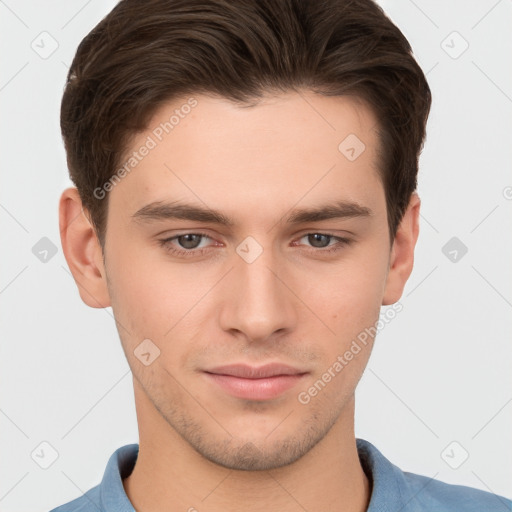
[203,363,308,401]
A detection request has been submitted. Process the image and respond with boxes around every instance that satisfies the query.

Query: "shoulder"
[48,443,139,512]
[48,485,101,512]
[356,438,512,512]
[401,470,512,511]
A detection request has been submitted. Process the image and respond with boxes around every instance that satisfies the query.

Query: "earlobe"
[59,187,111,308]
[382,193,421,305]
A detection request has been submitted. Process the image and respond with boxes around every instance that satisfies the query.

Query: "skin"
[59,90,420,512]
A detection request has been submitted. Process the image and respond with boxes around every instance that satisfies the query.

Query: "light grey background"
[1,1,511,511]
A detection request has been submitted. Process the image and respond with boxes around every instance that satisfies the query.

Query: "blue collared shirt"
[50,438,511,511]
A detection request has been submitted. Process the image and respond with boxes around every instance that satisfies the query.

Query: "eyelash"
[158,232,353,258]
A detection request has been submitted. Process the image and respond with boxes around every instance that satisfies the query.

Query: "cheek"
[105,246,169,341]
[307,255,388,333]
[106,228,388,355]
[106,246,218,362]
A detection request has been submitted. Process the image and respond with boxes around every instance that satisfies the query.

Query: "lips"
[204,363,308,400]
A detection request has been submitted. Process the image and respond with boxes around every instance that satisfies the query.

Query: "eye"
[301,233,337,248]
[158,231,353,258]
[159,232,214,257]
[171,233,208,250]
[294,233,353,254]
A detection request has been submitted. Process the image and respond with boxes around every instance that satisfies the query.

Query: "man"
[53,0,511,510]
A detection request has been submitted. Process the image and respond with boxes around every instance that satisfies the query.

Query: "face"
[62,90,418,471]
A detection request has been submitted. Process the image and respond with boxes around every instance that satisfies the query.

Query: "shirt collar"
[100,443,138,512]
[356,438,407,511]
[98,439,408,511]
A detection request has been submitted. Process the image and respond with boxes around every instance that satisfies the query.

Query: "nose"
[218,243,298,343]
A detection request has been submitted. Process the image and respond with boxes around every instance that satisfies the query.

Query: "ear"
[59,187,111,308]
[382,192,420,305]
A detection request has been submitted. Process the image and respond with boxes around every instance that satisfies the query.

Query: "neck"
[123,379,371,512]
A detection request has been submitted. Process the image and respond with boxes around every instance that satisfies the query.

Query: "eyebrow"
[131,199,372,227]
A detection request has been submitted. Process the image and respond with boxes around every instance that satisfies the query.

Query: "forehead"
[110,90,383,223]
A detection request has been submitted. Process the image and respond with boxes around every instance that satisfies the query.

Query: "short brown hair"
[61,0,431,248]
